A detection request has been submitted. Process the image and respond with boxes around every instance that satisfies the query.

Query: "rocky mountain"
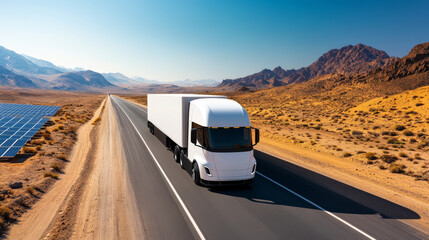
[271,42,429,97]
[0,65,37,88]
[219,44,398,89]
[356,42,429,91]
[0,46,62,75]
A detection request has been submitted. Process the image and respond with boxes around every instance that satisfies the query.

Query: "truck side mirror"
[253,128,260,146]
[191,128,197,144]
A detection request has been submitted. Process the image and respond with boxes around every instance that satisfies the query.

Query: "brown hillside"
[226,42,429,183]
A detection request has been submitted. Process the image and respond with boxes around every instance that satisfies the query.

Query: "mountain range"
[1,42,427,92]
[218,44,398,89]
[102,73,219,87]
[0,46,217,92]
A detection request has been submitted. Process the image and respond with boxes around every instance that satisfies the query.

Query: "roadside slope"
[6,98,106,240]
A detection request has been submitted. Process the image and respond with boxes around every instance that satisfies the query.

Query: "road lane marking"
[256,172,376,240]
[111,96,206,240]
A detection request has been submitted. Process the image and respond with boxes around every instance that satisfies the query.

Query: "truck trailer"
[147,94,259,186]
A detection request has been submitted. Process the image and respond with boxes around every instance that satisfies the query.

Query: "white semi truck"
[147,94,259,186]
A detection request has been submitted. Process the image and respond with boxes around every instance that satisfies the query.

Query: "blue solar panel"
[0,103,59,158]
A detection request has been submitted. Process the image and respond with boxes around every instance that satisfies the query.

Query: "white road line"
[256,172,376,240]
[111,96,206,240]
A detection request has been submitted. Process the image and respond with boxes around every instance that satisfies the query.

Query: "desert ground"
[122,87,429,233]
[0,88,104,235]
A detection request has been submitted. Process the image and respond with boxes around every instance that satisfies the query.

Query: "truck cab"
[186,98,258,185]
[147,94,259,186]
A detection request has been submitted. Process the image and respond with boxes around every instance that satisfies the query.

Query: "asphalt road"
[110,95,428,240]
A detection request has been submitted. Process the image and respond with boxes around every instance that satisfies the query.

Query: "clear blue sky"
[1,0,428,82]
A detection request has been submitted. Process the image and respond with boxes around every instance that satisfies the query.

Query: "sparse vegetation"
[390,163,406,173]
[365,152,377,160]
[44,172,59,179]
[380,154,398,163]
[51,163,62,172]
[0,206,12,220]
[342,152,352,157]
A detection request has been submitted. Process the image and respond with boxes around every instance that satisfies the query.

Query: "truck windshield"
[207,128,252,152]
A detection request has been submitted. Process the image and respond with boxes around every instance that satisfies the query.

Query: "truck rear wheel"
[179,151,185,169]
[192,162,201,186]
[174,145,181,163]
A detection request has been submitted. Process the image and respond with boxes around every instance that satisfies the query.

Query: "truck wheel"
[174,145,181,163]
[179,151,185,169]
[147,122,154,135]
[192,162,201,186]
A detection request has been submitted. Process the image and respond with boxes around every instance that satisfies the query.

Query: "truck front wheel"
[192,162,201,186]
[174,145,181,163]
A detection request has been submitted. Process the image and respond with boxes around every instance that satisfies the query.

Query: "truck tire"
[179,151,185,169]
[192,162,201,186]
[147,121,154,135]
[174,145,181,163]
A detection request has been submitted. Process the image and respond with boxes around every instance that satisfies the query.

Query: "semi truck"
[147,94,259,186]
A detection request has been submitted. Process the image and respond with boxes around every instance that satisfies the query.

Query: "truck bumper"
[200,177,254,187]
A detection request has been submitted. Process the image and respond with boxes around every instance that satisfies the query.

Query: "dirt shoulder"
[256,138,429,235]
[69,97,144,240]
[6,98,106,240]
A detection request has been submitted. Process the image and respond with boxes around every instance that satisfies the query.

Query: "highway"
[109,95,427,240]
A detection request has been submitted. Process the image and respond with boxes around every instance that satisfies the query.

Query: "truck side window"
[192,122,208,148]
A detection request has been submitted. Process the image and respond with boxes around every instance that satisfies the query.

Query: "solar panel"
[0,103,60,158]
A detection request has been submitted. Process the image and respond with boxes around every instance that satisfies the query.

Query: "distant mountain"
[39,70,116,91]
[102,72,135,85]
[0,46,62,75]
[22,54,66,72]
[167,79,219,87]
[132,76,160,84]
[0,65,37,88]
[219,44,398,89]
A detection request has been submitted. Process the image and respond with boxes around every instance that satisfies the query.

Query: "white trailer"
[147,94,259,186]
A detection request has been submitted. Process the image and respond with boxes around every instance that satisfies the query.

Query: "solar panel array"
[0,103,60,158]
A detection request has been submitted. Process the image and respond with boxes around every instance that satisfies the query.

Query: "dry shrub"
[394,125,406,131]
[44,172,59,179]
[22,146,37,154]
[342,152,352,157]
[365,152,377,160]
[380,154,398,163]
[57,153,67,161]
[26,186,35,195]
[42,131,51,140]
[403,130,414,136]
[0,206,12,220]
[30,139,45,145]
[58,124,64,130]
[0,217,4,233]
[51,163,62,172]
[390,163,406,173]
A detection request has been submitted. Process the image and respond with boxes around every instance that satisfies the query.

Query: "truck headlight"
[252,164,256,173]
[204,166,212,176]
